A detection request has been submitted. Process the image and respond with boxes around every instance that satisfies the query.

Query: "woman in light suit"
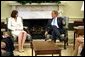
[8,10,27,52]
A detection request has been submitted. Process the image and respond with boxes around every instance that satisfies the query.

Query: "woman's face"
[16,14,18,17]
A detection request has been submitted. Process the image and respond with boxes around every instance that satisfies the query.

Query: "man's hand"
[1,42,6,48]
[1,49,6,54]
[45,31,48,36]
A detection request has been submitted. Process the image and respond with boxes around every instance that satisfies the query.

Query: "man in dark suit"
[1,32,14,56]
[45,10,65,42]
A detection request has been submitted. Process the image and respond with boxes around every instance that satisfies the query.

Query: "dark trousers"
[52,25,64,41]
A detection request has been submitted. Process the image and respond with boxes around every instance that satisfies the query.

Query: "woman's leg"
[73,37,82,56]
[21,31,27,50]
[18,32,23,51]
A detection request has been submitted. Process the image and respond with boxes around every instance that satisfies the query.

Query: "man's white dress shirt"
[51,17,59,28]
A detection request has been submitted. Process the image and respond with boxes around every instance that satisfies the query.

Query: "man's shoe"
[51,39,56,43]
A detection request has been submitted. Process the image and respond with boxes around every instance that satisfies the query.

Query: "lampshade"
[81,1,84,11]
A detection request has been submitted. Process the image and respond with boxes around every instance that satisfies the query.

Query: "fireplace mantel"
[8,1,66,10]
[8,1,66,19]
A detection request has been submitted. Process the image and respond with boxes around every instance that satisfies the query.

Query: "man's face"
[51,12,58,19]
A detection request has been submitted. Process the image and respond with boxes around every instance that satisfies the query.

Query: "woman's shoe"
[21,49,24,52]
[18,50,22,53]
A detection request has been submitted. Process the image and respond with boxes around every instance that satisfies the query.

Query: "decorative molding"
[8,1,66,18]
[9,3,60,19]
[1,17,83,24]
[8,2,66,6]
[69,17,83,23]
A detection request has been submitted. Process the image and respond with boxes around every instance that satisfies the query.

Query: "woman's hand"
[15,29,23,31]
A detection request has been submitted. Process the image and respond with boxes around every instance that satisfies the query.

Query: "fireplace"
[8,2,63,39]
[23,19,50,39]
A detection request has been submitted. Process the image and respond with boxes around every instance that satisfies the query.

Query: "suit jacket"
[1,36,15,52]
[46,17,64,34]
[8,17,23,31]
[7,17,23,36]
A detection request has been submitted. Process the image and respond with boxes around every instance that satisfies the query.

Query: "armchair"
[45,16,69,49]
[6,18,32,42]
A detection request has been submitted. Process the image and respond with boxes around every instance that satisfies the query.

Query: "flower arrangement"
[17,1,61,5]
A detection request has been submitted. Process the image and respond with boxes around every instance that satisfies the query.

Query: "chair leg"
[64,40,66,49]
[67,42,68,46]
[66,37,68,46]
[64,37,68,49]
[67,38,68,46]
